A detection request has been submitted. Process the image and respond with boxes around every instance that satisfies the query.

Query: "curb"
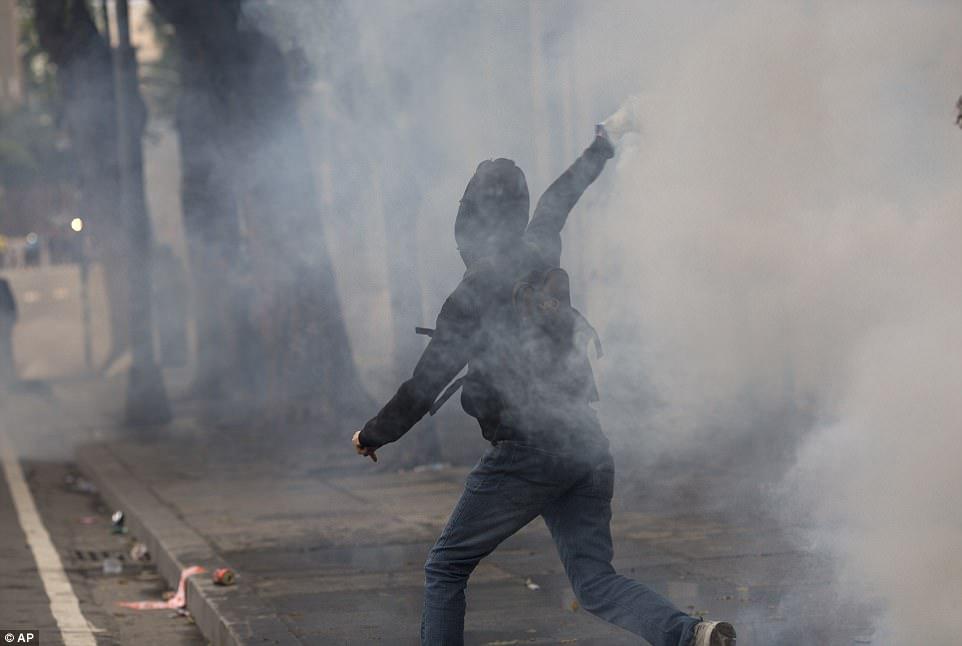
[77,444,300,645]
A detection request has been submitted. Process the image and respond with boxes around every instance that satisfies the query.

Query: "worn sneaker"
[692,620,736,646]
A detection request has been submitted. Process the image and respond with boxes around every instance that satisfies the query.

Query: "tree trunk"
[172,34,247,404]
[150,0,373,427]
[236,30,373,425]
[32,0,129,368]
[114,0,170,426]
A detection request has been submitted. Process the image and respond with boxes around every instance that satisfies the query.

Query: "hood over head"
[455,158,529,265]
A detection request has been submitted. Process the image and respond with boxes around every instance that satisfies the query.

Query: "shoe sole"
[711,621,736,645]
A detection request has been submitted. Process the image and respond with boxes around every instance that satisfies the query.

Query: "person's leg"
[421,443,549,646]
[0,327,14,387]
[541,453,699,646]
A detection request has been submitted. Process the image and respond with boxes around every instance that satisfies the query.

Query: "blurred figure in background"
[0,277,17,387]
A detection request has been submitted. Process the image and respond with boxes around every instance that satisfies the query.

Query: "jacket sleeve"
[523,135,614,266]
[358,273,482,450]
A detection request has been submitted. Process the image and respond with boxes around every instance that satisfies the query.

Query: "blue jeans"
[421,440,698,645]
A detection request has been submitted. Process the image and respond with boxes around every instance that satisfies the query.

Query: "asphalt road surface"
[0,435,204,645]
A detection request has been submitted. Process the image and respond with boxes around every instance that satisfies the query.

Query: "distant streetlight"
[71,217,84,233]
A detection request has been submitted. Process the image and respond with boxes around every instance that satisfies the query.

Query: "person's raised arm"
[524,129,615,266]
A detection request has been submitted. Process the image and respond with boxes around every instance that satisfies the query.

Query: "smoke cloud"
[8,2,958,639]
[247,1,962,640]
[579,3,962,643]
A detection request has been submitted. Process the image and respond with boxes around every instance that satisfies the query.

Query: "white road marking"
[0,427,98,646]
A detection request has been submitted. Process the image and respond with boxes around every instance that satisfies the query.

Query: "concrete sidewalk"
[77,425,877,646]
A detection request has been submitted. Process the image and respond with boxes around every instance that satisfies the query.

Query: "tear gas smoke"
[252,2,960,641]
[579,4,962,643]
[8,1,955,641]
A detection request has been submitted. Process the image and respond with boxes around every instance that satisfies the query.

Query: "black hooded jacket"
[359,136,614,451]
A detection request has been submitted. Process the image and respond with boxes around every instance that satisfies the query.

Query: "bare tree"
[148,2,248,404]
[32,0,129,370]
[150,0,373,425]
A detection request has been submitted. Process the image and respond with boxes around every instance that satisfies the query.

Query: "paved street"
[0,381,205,646]
[0,455,206,645]
[0,454,62,642]
[75,419,880,645]
[0,377,883,645]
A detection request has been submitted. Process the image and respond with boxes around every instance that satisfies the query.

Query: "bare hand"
[352,430,378,463]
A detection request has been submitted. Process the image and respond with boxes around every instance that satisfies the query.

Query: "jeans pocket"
[587,455,615,501]
[464,444,508,493]
[497,449,561,509]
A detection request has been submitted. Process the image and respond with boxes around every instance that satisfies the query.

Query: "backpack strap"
[415,326,467,415]
[429,376,465,416]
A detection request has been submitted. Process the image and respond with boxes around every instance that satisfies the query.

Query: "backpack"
[422,267,601,427]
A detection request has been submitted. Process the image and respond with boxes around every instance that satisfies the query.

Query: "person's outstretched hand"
[352,430,378,462]
[592,125,616,159]
[598,95,642,143]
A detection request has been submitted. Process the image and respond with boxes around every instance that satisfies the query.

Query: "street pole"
[112,0,171,426]
[79,231,92,372]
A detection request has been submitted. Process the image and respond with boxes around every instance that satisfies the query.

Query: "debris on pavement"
[212,567,236,586]
[118,565,206,610]
[102,556,123,575]
[111,510,127,534]
[524,577,540,591]
[64,473,98,494]
[78,515,97,525]
[129,541,150,562]
[412,462,450,473]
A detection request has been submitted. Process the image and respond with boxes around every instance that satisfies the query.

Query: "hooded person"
[453,158,529,267]
[351,121,735,646]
